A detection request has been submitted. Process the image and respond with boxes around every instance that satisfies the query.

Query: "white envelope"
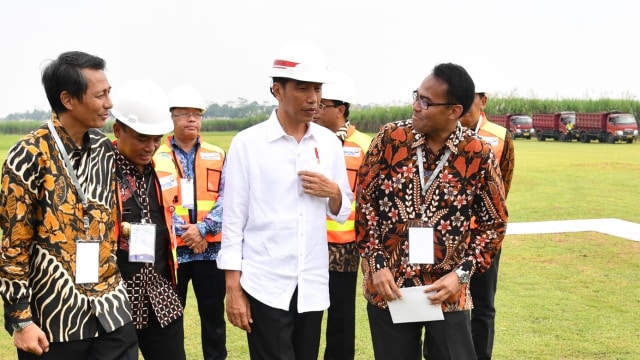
[387,286,444,323]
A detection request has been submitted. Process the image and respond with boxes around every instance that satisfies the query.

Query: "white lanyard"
[417,145,450,214]
[47,120,90,234]
[474,114,483,133]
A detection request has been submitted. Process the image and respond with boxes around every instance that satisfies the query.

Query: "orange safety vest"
[326,125,372,244]
[153,137,225,246]
[471,113,507,229]
[476,112,507,162]
[115,161,178,286]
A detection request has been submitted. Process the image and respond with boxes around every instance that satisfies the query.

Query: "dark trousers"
[324,270,358,360]
[17,321,138,360]
[176,260,227,360]
[470,249,502,360]
[246,289,324,360]
[137,309,186,360]
[367,303,475,360]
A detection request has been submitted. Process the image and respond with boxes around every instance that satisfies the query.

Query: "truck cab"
[575,111,638,143]
[510,114,534,139]
[608,113,638,143]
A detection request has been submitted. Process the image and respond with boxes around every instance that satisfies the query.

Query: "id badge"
[76,239,100,284]
[128,223,156,263]
[158,174,178,191]
[180,178,194,209]
[407,220,434,264]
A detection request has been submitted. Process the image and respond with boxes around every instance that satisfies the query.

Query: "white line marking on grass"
[506,218,640,242]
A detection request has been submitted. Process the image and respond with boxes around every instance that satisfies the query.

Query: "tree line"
[1,97,639,135]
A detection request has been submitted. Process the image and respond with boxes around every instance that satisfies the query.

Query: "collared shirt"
[0,116,131,341]
[169,136,223,263]
[356,120,508,311]
[217,109,353,312]
[335,120,350,142]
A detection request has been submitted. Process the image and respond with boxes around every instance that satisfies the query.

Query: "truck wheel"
[580,133,588,143]
[606,133,615,144]
[537,133,544,141]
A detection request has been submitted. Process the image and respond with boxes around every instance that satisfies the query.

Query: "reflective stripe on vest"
[174,200,216,216]
[326,126,372,244]
[477,113,507,161]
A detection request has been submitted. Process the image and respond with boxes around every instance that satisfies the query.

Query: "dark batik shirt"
[0,116,132,341]
[114,149,183,329]
[356,120,508,311]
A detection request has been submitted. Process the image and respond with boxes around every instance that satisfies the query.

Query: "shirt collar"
[169,134,201,152]
[335,121,350,142]
[409,121,463,155]
[265,108,315,143]
[50,113,93,152]
[113,146,153,178]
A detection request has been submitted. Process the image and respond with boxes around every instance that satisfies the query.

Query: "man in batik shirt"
[356,63,508,360]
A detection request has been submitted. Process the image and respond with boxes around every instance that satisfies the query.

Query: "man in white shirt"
[217,41,353,360]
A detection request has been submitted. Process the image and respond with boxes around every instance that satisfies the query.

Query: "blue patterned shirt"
[170,136,223,263]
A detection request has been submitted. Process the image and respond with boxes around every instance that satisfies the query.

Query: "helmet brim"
[111,109,174,136]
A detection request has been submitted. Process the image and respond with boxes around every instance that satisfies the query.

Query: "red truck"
[574,111,638,143]
[532,111,576,141]
[487,114,534,139]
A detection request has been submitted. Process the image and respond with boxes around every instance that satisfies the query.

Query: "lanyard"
[117,167,154,222]
[171,147,198,222]
[474,114,483,133]
[417,145,451,214]
[47,120,91,235]
[171,141,198,180]
[171,151,186,179]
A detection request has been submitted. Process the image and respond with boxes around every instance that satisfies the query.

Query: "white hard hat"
[110,79,173,136]
[269,41,330,83]
[168,84,207,111]
[322,71,358,104]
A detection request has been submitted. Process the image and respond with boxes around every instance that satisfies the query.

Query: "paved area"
[506,218,640,242]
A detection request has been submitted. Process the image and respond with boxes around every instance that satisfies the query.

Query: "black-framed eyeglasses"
[412,90,457,110]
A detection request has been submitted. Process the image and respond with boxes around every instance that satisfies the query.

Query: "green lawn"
[0,133,639,359]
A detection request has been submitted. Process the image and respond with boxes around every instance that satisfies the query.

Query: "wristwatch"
[454,267,470,285]
[11,320,33,332]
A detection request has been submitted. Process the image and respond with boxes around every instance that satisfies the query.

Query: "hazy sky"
[1,0,637,117]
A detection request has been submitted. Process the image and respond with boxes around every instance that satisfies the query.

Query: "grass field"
[0,132,639,359]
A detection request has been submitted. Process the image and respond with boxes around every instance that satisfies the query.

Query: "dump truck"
[574,111,638,143]
[487,114,534,139]
[532,111,576,141]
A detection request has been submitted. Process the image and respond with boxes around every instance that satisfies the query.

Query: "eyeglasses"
[412,90,457,110]
[172,112,203,120]
[318,102,341,111]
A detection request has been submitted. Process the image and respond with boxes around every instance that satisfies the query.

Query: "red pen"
[314,147,320,164]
